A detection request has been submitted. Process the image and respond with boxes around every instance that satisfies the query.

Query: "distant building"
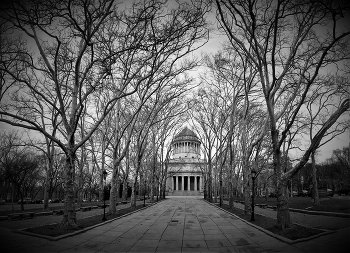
[166,127,206,196]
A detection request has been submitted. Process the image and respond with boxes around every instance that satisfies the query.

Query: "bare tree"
[0,132,40,210]
[333,147,350,171]
[304,83,348,205]
[216,0,350,229]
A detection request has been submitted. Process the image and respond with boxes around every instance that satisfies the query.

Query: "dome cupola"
[172,127,200,159]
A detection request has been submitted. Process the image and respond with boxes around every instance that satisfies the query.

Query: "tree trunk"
[77,161,84,209]
[243,173,251,215]
[130,181,137,209]
[99,167,104,204]
[122,177,128,201]
[43,161,51,210]
[311,151,320,206]
[162,181,166,199]
[150,170,155,203]
[276,180,291,229]
[213,174,217,203]
[150,133,156,203]
[274,135,291,229]
[11,184,14,211]
[130,158,141,208]
[229,179,234,209]
[123,147,130,201]
[110,162,122,214]
[208,161,212,202]
[109,167,119,214]
[61,151,78,228]
[219,178,223,207]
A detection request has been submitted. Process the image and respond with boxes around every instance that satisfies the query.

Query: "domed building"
[166,127,206,196]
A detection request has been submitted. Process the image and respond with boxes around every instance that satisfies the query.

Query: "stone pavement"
[0,196,349,253]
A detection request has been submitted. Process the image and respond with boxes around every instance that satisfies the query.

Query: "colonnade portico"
[172,175,202,192]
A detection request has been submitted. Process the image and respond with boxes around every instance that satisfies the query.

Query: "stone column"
[188,176,190,191]
[176,176,179,191]
[182,176,184,190]
[194,176,197,191]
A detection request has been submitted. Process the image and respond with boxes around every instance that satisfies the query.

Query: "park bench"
[121,201,128,204]
[271,206,277,210]
[53,209,64,215]
[81,206,91,212]
[35,211,53,217]
[256,204,267,209]
[8,212,35,221]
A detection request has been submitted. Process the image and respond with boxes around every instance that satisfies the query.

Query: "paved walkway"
[0,197,349,253]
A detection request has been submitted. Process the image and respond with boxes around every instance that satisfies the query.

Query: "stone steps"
[169,190,202,196]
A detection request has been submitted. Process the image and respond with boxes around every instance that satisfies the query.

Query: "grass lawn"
[0,197,144,216]
[0,202,104,216]
[23,204,149,237]
[216,203,324,241]
[232,196,350,214]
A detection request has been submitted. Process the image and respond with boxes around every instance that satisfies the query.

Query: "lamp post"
[102,170,107,221]
[251,169,257,221]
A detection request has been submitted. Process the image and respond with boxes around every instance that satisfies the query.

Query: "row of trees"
[0,0,349,231]
[296,147,350,192]
[0,132,99,210]
[205,146,350,201]
[189,0,350,230]
[0,0,210,227]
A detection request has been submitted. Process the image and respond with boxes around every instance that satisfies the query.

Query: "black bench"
[8,212,35,221]
[256,204,267,209]
[35,211,53,217]
[53,209,64,215]
[267,206,277,211]
[81,207,91,212]
[121,201,128,204]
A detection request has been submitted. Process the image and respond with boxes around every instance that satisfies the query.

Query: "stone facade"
[166,127,206,196]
